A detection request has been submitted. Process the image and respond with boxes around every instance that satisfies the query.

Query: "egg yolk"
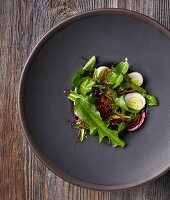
[130,78,141,86]
[127,97,143,110]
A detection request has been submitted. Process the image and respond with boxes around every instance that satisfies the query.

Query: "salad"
[68,56,158,148]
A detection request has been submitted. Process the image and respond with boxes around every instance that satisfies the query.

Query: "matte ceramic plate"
[19,9,170,190]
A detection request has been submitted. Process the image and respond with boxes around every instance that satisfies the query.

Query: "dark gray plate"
[19,9,170,190]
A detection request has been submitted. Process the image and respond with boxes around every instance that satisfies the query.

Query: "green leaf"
[130,82,147,93]
[68,90,82,102]
[105,71,123,88]
[105,71,117,84]
[128,108,141,114]
[94,84,105,90]
[128,113,137,122]
[113,74,124,88]
[115,58,129,75]
[79,128,87,142]
[112,90,117,99]
[102,137,111,145]
[74,97,125,147]
[78,77,95,95]
[124,74,130,83]
[141,94,158,106]
[93,68,98,81]
[115,96,129,111]
[117,122,126,133]
[72,56,96,87]
[83,55,96,71]
[119,83,146,93]
[72,69,84,88]
[112,114,131,119]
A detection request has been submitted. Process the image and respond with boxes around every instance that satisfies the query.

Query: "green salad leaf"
[115,95,129,111]
[113,74,124,88]
[118,122,126,133]
[115,58,129,75]
[72,70,84,88]
[112,113,131,119]
[79,128,87,142]
[74,97,125,147]
[141,93,158,106]
[130,82,147,93]
[105,71,117,84]
[68,90,82,102]
[72,56,96,87]
[78,77,95,95]
[105,70,124,88]
[83,55,96,71]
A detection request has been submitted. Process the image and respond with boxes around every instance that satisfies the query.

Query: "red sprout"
[93,88,102,98]
[128,109,146,132]
[77,118,84,126]
[97,98,113,121]
[118,89,136,94]
[73,114,78,120]
[71,121,77,127]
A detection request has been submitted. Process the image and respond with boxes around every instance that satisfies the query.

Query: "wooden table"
[1,0,170,199]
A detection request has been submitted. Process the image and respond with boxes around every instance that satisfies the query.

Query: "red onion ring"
[128,109,146,132]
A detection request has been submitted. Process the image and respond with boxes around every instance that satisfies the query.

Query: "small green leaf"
[102,137,111,145]
[83,56,96,71]
[112,114,131,119]
[93,68,98,81]
[128,108,141,113]
[115,96,129,111]
[124,74,130,83]
[105,71,117,84]
[113,74,124,88]
[116,58,129,75]
[68,91,82,102]
[72,69,84,88]
[112,90,117,99]
[128,113,137,122]
[105,72,123,88]
[130,82,147,93]
[78,77,95,95]
[118,81,147,94]
[142,94,158,106]
[117,122,126,133]
[72,56,96,87]
[94,84,105,89]
[79,128,87,142]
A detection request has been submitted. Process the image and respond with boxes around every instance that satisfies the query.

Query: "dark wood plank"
[0,0,170,199]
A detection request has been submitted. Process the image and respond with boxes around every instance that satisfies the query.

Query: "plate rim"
[18,8,170,191]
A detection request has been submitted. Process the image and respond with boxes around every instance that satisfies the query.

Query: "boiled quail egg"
[125,92,146,110]
[128,72,143,86]
[96,66,110,81]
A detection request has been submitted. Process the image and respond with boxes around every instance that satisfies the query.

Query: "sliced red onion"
[128,109,146,132]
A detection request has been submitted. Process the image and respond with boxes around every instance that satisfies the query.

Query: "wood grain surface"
[0,0,170,199]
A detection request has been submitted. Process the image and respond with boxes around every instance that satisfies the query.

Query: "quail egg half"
[125,92,146,110]
[128,72,143,86]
